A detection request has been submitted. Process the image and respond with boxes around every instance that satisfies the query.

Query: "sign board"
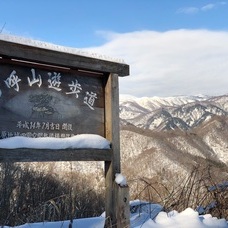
[0,60,105,139]
[0,36,130,228]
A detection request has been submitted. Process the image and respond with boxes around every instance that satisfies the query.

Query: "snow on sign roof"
[0,34,124,64]
[0,34,129,76]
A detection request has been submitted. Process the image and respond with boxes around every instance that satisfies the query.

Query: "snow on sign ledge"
[0,134,110,150]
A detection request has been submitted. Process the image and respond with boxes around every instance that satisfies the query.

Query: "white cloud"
[84,29,228,97]
[177,2,227,14]
[219,1,227,5]
[176,7,199,14]
[201,3,215,11]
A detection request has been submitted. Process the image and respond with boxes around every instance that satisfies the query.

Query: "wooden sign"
[0,60,105,139]
[0,37,130,228]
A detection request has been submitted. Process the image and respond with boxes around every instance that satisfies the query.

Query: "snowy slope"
[3,204,228,228]
[120,94,227,131]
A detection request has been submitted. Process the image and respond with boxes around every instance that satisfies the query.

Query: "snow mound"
[153,208,228,228]
[115,173,127,186]
[0,134,110,149]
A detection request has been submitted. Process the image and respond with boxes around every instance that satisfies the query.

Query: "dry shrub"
[0,163,104,226]
[129,165,228,219]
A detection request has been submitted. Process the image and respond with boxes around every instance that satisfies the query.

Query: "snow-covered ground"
[3,205,228,228]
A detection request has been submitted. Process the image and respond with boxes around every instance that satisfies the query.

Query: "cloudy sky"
[1,0,228,97]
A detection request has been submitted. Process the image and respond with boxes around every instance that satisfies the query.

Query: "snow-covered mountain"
[119,94,228,188]
[120,94,228,131]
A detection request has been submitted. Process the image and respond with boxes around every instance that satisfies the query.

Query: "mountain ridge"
[120,94,228,131]
[119,94,228,188]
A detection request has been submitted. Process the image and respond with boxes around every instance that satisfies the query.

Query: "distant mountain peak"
[120,94,228,131]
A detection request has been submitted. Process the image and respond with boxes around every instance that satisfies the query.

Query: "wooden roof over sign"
[0,35,130,76]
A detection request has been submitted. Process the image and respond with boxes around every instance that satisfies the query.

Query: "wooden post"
[104,73,130,228]
[115,184,130,228]
[105,73,120,227]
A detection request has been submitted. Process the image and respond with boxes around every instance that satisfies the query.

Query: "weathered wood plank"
[0,148,112,162]
[0,39,129,76]
[0,60,105,138]
[104,73,123,228]
[115,185,130,228]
